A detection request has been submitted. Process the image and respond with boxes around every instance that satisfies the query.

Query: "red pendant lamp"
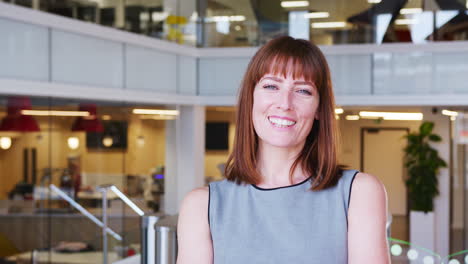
[71,104,104,132]
[0,96,40,132]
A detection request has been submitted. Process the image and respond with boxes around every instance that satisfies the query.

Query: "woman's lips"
[268,115,296,122]
[268,116,297,128]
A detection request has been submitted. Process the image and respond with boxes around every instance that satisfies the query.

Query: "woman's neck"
[256,141,308,188]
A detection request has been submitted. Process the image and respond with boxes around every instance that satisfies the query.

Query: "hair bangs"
[254,49,322,92]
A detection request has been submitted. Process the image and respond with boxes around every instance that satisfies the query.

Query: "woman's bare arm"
[176,187,213,264]
[348,172,391,264]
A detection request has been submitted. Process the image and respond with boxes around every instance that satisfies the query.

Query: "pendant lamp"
[71,104,104,132]
[0,96,40,132]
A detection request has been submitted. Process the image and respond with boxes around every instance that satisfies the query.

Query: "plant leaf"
[429,134,441,142]
[420,121,434,136]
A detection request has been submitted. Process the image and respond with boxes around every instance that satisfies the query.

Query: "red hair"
[225,36,347,190]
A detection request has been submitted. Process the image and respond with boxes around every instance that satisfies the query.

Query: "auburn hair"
[224,36,347,190]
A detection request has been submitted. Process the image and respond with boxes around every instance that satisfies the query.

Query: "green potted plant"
[403,121,447,212]
[403,121,447,253]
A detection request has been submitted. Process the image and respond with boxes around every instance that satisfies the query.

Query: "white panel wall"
[51,30,123,88]
[373,51,468,95]
[434,52,468,94]
[177,56,197,95]
[373,52,433,95]
[197,55,373,97]
[0,18,49,81]
[198,58,250,96]
[126,44,177,93]
[326,54,372,96]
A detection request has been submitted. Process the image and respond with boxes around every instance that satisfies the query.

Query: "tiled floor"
[389,216,410,263]
[390,215,409,242]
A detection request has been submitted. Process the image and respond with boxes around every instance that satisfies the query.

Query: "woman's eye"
[263,85,278,90]
[297,89,312,95]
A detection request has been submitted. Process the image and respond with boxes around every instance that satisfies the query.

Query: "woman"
[177,36,390,263]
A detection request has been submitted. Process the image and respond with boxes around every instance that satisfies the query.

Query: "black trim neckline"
[251,176,312,191]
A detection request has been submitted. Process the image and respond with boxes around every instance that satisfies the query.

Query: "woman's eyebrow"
[294,81,314,86]
[260,77,315,87]
[261,76,283,82]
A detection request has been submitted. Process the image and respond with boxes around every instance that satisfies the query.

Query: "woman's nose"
[276,90,293,111]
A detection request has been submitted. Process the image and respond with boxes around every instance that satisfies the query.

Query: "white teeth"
[268,117,296,127]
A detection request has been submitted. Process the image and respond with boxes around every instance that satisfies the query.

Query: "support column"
[115,0,125,29]
[422,107,450,258]
[32,0,39,10]
[164,105,205,215]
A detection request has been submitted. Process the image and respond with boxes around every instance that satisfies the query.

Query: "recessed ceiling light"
[345,115,360,121]
[281,1,309,8]
[441,109,458,117]
[304,12,329,19]
[400,8,423,15]
[206,15,246,22]
[359,111,423,120]
[395,19,418,25]
[311,22,347,28]
[21,110,90,117]
[133,109,179,116]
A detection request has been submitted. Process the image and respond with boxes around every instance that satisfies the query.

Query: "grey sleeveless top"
[208,169,359,264]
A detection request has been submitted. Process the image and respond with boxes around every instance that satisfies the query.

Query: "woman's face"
[252,72,319,150]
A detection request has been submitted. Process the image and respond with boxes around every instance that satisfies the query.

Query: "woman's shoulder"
[338,169,382,187]
[348,171,387,211]
[178,188,209,236]
[351,171,386,194]
[182,186,209,204]
[180,187,209,221]
[347,171,389,262]
[177,187,214,263]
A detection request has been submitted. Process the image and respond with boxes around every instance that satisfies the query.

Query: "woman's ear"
[315,112,319,120]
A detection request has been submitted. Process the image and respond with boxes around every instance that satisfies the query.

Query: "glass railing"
[202,0,468,46]
[3,0,468,47]
[2,0,198,46]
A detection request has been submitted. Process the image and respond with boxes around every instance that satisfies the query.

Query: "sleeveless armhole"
[347,170,359,209]
[345,170,359,227]
[208,184,211,226]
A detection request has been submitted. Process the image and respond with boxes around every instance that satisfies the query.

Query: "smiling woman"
[177,36,390,264]
[226,36,340,189]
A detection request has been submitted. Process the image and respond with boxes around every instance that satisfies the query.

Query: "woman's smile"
[268,116,297,129]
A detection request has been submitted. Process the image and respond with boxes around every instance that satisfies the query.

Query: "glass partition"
[2,0,198,46]
[0,95,172,263]
[202,0,468,46]
[3,0,468,47]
